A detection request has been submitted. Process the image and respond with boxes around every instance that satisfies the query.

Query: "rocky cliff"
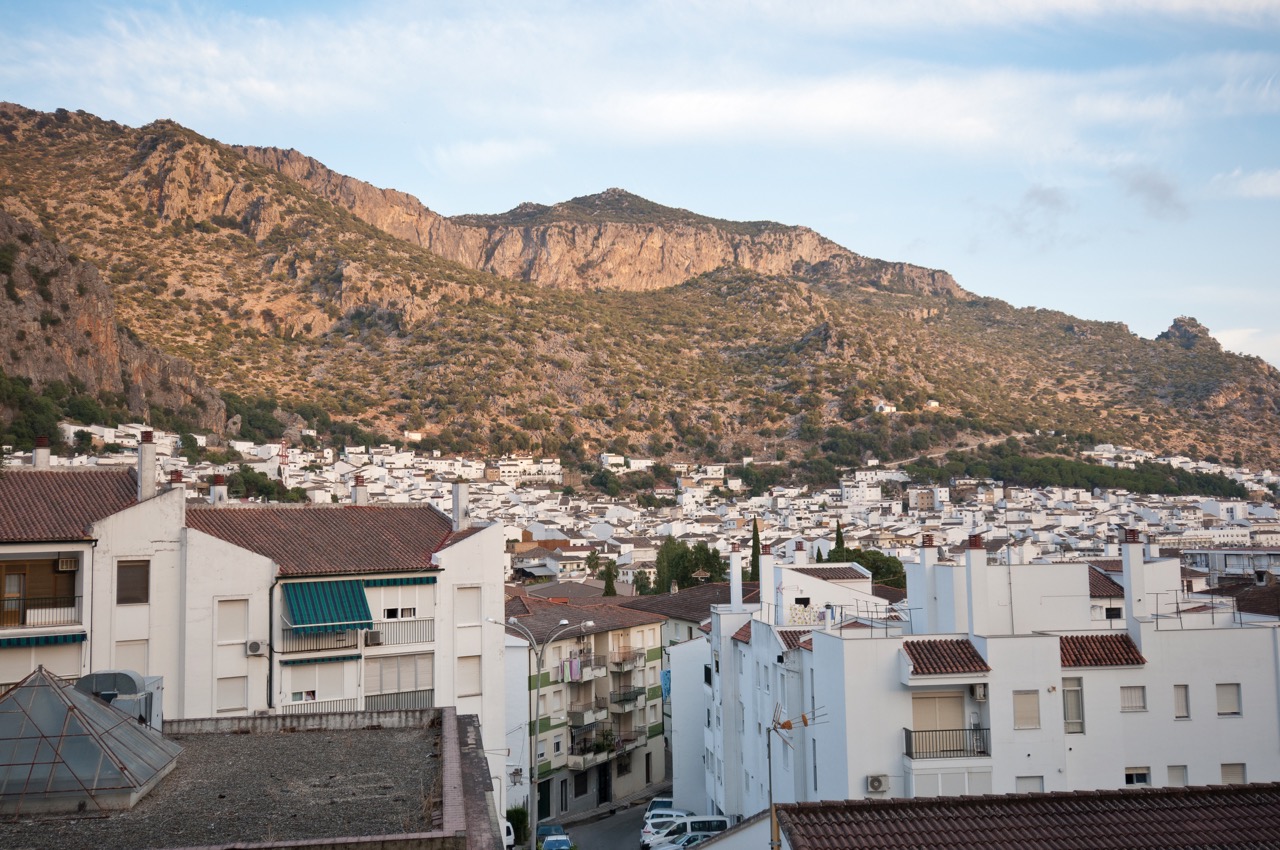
[0,209,225,430]
[237,147,965,298]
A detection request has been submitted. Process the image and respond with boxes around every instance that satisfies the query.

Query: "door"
[538,779,551,821]
[2,570,24,627]
[645,751,652,784]
[596,763,612,805]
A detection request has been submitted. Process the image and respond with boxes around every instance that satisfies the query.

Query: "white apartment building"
[680,530,1280,820]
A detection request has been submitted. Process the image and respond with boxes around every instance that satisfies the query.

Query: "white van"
[646,816,730,848]
[639,809,696,846]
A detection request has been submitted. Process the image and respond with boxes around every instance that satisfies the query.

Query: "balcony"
[609,647,645,672]
[278,625,360,654]
[566,653,607,682]
[374,617,436,646]
[0,595,82,629]
[609,687,645,712]
[568,697,609,727]
[903,727,991,760]
[280,696,360,715]
[366,688,435,711]
[616,730,645,753]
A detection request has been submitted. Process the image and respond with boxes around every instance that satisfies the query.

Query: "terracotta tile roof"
[1230,584,1280,619]
[620,582,760,623]
[0,469,137,542]
[1088,569,1126,598]
[698,622,712,634]
[797,637,813,651]
[793,566,867,581]
[775,784,1280,850]
[730,622,753,644]
[1060,633,1146,667]
[503,594,665,643]
[1087,558,1124,573]
[872,584,907,604]
[902,639,991,676]
[778,628,812,651]
[187,503,454,576]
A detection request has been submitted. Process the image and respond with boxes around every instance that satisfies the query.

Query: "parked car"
[537,824,568,849]
[542,837,572,850]
[646,816,730,849]
[639,810,697,848]
[501,818,515,849]
[653,833,714,850]
[644,796,675,816]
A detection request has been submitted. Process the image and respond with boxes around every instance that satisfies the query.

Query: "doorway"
[596,763,612,806]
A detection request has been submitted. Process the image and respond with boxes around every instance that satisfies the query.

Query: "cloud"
[428,138,552,175]
[1214,326,1280,366]
[1210,167,1280,197]
[1114,167,1189,219]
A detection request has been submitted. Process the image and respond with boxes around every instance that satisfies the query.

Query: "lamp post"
[491,615,594,849]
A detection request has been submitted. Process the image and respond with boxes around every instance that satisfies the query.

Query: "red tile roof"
[187,503,454,576]
[903,639,991,675]
[1088,569,1125,598]
[1060,633,1146,667]
[778,628,812,651]
[793,566,867,581]
[0,469,137,541]
[1087,558,1124,573]
[775,784,1280,850]
[503,594,665,643]
[620,582,760,623]
[872,584,907,604]
[730,622,753,644]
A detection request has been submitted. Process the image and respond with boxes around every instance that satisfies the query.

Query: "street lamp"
[490,615,594,849]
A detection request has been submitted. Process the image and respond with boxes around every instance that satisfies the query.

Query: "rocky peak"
[1157,316,1221,351]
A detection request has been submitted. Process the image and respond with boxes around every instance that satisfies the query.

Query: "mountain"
[1,103,1278,471]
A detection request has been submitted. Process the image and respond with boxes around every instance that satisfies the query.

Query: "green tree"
[834,522,845,550]
[635,571,652,595]
[585,550,602,577]
[750,519,761,582]
[602,559,618,596]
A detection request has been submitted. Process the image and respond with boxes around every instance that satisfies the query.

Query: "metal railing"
[568,696,609,725]
[567,653,607,680]
[366,688,435,711]
[375,617,436,645]
[609,686,645,708]
[0,595,82,628]
[903,727,991,759]
[278,626,361,654]
[609,648,645,670]
[280,696,360,715]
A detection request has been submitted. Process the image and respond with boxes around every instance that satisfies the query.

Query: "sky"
[2,1,1279,364]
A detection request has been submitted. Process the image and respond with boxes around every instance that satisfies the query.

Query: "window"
[115,640,148,675]
[456,587,481,624]
[366,653,433,695]
[553,735,562,755]
[1221,763,1247,784]
[1062,677,1085,734]
[795,597,810,608]
[1015,776,1044,793]
[1217,683,1242,716]
[291,690,317,702]
[618,753,632,776]
[1105,606,1122,620]
[1120,686,1147,712]
[1173,684,1190,719]
[217,676,248,712]
[117,559,150,605]
[1167,765,1188,787]
[383,606,416,619]
[1013,690,1040,729]
[217,599,248,643]
[1124,767,1151,787]
[574,771,589,797]
[457,655,482,697]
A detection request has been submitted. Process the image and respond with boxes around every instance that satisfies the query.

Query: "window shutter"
[1221,763,1247,784]
[1120,686,1146,711]
[1217,683,1241,716]
[366,657,383,695]
[1013,691,1040,729]
[1174,685,1190,719]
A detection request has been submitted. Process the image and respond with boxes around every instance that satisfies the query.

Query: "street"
[566,802,646,850]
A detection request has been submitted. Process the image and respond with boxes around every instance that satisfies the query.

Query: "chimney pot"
[1124,528,1141,544]
[170,470,183,483]
[967,534,984,550]
[141,430,153,444]
[35,436,49,448]
[922,533,934,547]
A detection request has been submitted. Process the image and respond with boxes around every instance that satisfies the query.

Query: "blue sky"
[3,1,1278,364]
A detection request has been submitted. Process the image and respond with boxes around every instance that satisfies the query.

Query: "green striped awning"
[0,632,87,648]
[280,654,361,667]
[283,581,373,635]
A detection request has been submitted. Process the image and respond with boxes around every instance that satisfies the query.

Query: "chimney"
[758,544,779,625]
[352,474,369,506]
[921,534,937,569]
[210,474,228,505]
[965,533,990,637]
[451,480,470,531]
[167,470,185,495]
[137,431,157,501]
[729,542,743,610]
[793,539,808,567]
[1121,528,1149,636]
[33,436,50,469]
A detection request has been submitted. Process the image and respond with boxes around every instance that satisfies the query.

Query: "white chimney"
[33,436,50,469]
[352,474,369,506]
[729,542,743,610]
[964,533,989,637]
[793,539,808,567]
[210,474,229,505]
[451,480,470,531]
[167,469,185,495]
[1121,528,1149,636]
[759,543,777,624]
[137,431,157,501]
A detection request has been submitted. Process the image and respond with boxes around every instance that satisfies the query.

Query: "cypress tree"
[750,518,761,582]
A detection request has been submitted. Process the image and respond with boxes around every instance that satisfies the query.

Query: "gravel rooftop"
[1,724,443,850]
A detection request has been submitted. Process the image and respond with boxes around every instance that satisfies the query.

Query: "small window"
[553,735,562,754]
[1063,677,1085,734]
[290,690,316,702]
[400,607,415,618]
[1105,606,1122,620]
[1221,763,1247,784]
[1015,775,1044,793]
[1167,765,1188,786]
[795,597,811,608]
[117,559,150,605]
[1124,767,1150,787]
[384,608,400,619]
[574,771,589,797]
[1217,683,1242,716]
[1173,684,1190,719]
[216,676,248,712]
[1120,686,1147,712]
[1013,690,1040,729]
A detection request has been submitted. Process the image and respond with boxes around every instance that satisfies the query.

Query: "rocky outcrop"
[1157,316,1222,351]
[237,148,968,298]
[0,210,225,430]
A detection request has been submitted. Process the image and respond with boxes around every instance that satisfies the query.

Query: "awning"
[283,581,372,634]
[280,654,362,667]
[0,632,87,648]
[363,576,437,587]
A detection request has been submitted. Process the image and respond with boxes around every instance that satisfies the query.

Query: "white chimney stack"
[137,431,157,501]
[1121,528,1149,636]
[167,469,185,495]
[729,542,743,610]
[793,539,808,567]
[210,474,228,505]
[352,474,369,506]
[451,480,470,531]
[965,533,989,637]
[33,436,50,469]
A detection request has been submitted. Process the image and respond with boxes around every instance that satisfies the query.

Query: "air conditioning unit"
[365,630,384,647]
[866,774,889,793]
[971,683,989,701]
[246,639,268,657]
[57,557,78,572]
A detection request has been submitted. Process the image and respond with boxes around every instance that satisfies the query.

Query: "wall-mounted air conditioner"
[365,630,384,646]
[246,639,268,657]
[866,774,889,793]
[971,683,988,701]
[57,557,78,572]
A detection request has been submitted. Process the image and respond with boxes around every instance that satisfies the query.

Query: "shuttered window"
[117,560,150,605]
[1062,677,1085,733]
[1173,684,1190,719]
[366,653,433,695]
[1120,686,1146,712]
[1168,765,1188,786]
[1221,763,1247,784]
[457,655,482,697]
[1013,690,1040,729]
[1217,683,1242,716]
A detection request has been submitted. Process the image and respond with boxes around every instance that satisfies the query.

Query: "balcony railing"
[0,595,82,629]
[568,696,609,726]
[374,617,436,645]
[366,688,435,711]
[280,696,360,715]
[609,648,645,671]
[609,687,645,711]
[903,727,991,759]
[278,625,361,654]
[567,653,608,681]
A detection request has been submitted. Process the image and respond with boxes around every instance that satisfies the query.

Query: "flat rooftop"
[1,711,450,850]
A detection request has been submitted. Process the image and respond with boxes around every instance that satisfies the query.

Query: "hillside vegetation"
[2,103,1279,475]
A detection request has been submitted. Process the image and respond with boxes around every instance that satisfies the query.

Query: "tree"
[834,522,845,550]
[585,550,602,577]
[635,571,652,595]
[750,519,761,582]
[602,559,618,596]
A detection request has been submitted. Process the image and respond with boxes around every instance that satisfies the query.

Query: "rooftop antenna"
[768,703,828,850]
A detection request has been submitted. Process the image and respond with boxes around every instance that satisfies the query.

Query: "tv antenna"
[768,703,828,850]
